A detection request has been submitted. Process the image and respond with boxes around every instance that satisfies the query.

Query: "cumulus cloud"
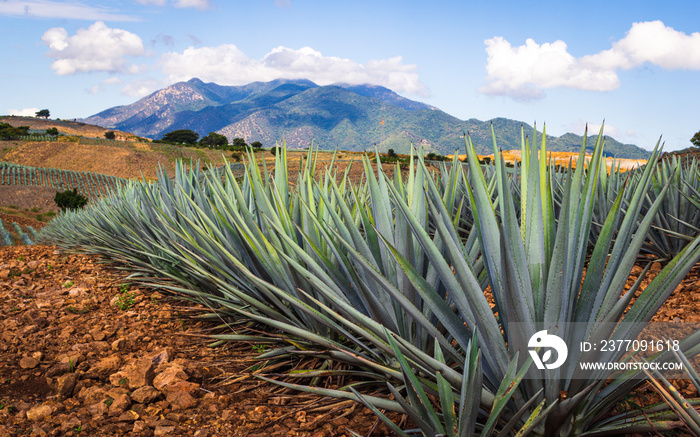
[42,21,145,75]
[160,44,428,96]
[121,78,163,97]
[7,107,41,117]
[135,0,212,9]
[0,1,138,21]
[481,20,700,100]
[583,21,700,70]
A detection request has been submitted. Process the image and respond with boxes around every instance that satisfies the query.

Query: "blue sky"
[2,0,700,151]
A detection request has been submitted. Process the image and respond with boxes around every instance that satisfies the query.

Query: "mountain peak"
[81,79,649,159]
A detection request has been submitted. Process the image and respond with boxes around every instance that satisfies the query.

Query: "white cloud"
[275,0,291,8]
[583,21,700,70]
[121,78,163,97]
[0,1,138,21]
[7,107,41,117]
[103,77,122,85]
[160,44,428,96]
[135,0,212,9]
[42,21,145,75]
[569,121,618,138]
[481,20,700,100]
[173,0,211,9]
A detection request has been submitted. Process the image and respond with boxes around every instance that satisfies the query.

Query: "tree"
[0,123,29,139]
[54,189,88,211]
[251,141,263,149]
[387,148,397,158]
[269,146,281,156]
[46,127,59,136]
[161,129,199,145]
[200,132,228,147]
[692,130,700,148]
[35,109,50,119]
[232,137,247,149]
[104,131,116,140]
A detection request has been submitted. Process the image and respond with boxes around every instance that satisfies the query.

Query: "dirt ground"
[1,245,699,436]
[0,187,60,214]
[0,245,400,437]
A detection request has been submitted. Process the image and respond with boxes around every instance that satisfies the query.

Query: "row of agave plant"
[39,125,700,436]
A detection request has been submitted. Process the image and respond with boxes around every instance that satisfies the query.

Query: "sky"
[2,0,700,151]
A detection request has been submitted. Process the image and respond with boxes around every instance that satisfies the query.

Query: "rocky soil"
[0,246,397,436]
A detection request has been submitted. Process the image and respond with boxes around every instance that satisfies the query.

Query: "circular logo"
[528,330,568,370]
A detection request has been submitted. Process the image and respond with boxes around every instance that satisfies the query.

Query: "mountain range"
[83,78,651,159]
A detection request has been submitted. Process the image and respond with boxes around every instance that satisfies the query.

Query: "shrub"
[269,146,281,156]
[104,131,116,140]
[54,189,88,211]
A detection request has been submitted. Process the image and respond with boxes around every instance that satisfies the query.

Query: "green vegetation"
[104,131,116,140]
[37,129,700,435]
[231,137,246,148]
[692,129,700,148]
[0,161,126,198]
[54,188,88,211]
[0,122,29,140]
[35,109,50,119]
[161,129,199,145]
[115,284,135,311]
[200,132,228,147]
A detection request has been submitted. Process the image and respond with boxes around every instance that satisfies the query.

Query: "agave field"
[37,126,700,436]
[0,217,37,246]
[0,162,126,198]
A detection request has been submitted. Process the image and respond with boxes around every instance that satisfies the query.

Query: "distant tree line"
[155,129,263,151]
[0,123,60,140]
[0,123,29,139]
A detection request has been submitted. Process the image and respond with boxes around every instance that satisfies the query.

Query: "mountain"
[83,78,651,159]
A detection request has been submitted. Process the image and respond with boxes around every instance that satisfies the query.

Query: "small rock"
[77,386,107,404]
[89,328,106,341]
[59,353,84,367]
[111,358,154,389]
[163,381,199,410]
[20,356,40,369]
[26,260,40,269]
[87,354,122,378]
[111,338,127,351]
[130,386,161,404]
[148,348,174,367]
[118,410,140,422]
[60,417,82,433]
[26,404,54,422]
[68,286,87,297]
[56,372,79,399]
[154,425,176,436]
[46,363,71,378]
[30,424,48,436]
[87,401,108,418]
[153,365,188,390]
[133,421,149,433]
[32,351,44,361]
[108,394,132,417]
